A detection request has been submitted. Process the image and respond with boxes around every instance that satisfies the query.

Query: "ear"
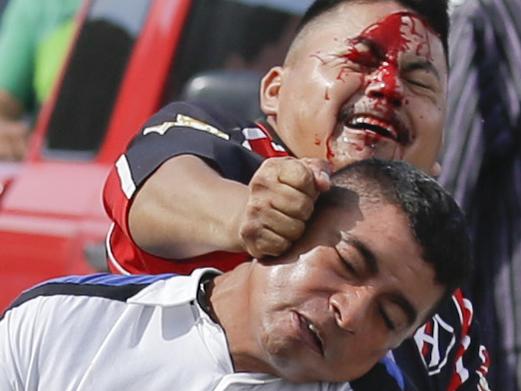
[260,66,284,117]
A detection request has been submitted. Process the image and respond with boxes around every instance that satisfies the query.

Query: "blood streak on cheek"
[326,142,335,159]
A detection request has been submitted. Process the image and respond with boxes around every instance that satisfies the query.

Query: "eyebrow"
[341,232,419,327]
[401,60,441,82]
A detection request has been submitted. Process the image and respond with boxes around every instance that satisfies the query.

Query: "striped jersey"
[103,101,286,275]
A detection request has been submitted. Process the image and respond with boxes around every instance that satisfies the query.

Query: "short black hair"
[323,159,472,294]
[297,0,449,56]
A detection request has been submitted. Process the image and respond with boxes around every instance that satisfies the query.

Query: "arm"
[129,154,249,259]
[129,154,330,259]
[105,102,330,263]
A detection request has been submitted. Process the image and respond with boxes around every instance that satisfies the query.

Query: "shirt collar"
[127,267,222,307]
[255,120,292,155]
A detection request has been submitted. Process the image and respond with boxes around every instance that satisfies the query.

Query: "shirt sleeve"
[0,298,45,391]
[103,101,264,242]
[0,313,17,390]
[0,0,39,108]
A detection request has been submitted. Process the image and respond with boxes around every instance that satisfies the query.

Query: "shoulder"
[146,101,252,137]
[2,273,175,319]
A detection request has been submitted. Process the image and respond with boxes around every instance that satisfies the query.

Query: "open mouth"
[297,313,324,356]
[344,114,410,145]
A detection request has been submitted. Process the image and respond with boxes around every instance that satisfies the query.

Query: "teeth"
[348,116,397,138]
[308,322,319,338]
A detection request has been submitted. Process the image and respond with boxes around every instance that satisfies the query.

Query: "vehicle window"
[44,0,151,158]
[162,0,313,120]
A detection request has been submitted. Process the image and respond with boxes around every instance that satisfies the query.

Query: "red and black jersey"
[103,101,287,275]
[103,101,490,390]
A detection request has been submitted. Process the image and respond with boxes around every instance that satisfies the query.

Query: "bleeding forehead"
[353,11,437,59]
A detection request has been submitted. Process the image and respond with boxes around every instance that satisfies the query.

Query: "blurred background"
[0,0,518,390]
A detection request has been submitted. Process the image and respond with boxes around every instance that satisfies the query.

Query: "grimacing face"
[246,199,445,382]
[260,1,448,173]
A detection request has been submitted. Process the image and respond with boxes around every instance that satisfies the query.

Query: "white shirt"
[0,269,353,391]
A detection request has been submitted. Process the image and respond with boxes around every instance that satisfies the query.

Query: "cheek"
[329,335,389,381]
[404,97,444,166]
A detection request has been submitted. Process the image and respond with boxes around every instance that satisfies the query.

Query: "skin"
[261,1,447,174]
[212,193,444,382]
[129,0,448,260]
[0,90,29,161]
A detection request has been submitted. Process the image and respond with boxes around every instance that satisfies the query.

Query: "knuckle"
[290,220,306,240]
[245,197,268,216]
[239,217,264,241]
[294,197,314,219]
[302,206,315,221]
[274,238,291,254]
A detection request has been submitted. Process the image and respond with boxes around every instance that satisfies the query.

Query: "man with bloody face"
[103,0,490,389]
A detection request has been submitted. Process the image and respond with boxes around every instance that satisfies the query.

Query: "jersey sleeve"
[103,101,264,253]
[0,311,19,390]
[0,297,46,391]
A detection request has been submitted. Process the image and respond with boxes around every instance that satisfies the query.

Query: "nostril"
[330,302,342,321]
[330,301,356,335]
[368,89,385,99]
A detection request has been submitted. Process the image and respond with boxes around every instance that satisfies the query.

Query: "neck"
[210,262,274,375]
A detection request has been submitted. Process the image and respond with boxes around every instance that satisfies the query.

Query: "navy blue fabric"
[1,273,175,320]
[126,101,264,188]
[38,273,175,287]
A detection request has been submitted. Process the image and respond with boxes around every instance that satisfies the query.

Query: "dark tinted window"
[162,0,312,120]
[44,0,150,158]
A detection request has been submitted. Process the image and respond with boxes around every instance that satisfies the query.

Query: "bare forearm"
[129,154,248,259]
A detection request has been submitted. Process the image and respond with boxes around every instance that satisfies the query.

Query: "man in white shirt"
[0,160,472,390]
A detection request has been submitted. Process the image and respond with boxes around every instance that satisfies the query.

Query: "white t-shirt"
[0,268,353,391]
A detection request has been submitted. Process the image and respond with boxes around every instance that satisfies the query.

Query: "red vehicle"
[0,0,311,311]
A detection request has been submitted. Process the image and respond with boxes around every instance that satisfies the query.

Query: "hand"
[238,157,331,258]
[0,120,29,161]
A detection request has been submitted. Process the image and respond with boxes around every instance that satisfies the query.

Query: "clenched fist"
[239,157,331,258]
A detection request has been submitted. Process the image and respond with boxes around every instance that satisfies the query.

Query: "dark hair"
[297,0,449,56]
[324,159,472,294]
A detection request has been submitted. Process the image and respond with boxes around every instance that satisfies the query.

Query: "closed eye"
[379,305,396,331]
[402,62,440,92]
[406,78,431,89]
[334,247,359,278]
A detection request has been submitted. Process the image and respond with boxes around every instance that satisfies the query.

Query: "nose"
[329,288,372,334]
[365,63,404,108]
